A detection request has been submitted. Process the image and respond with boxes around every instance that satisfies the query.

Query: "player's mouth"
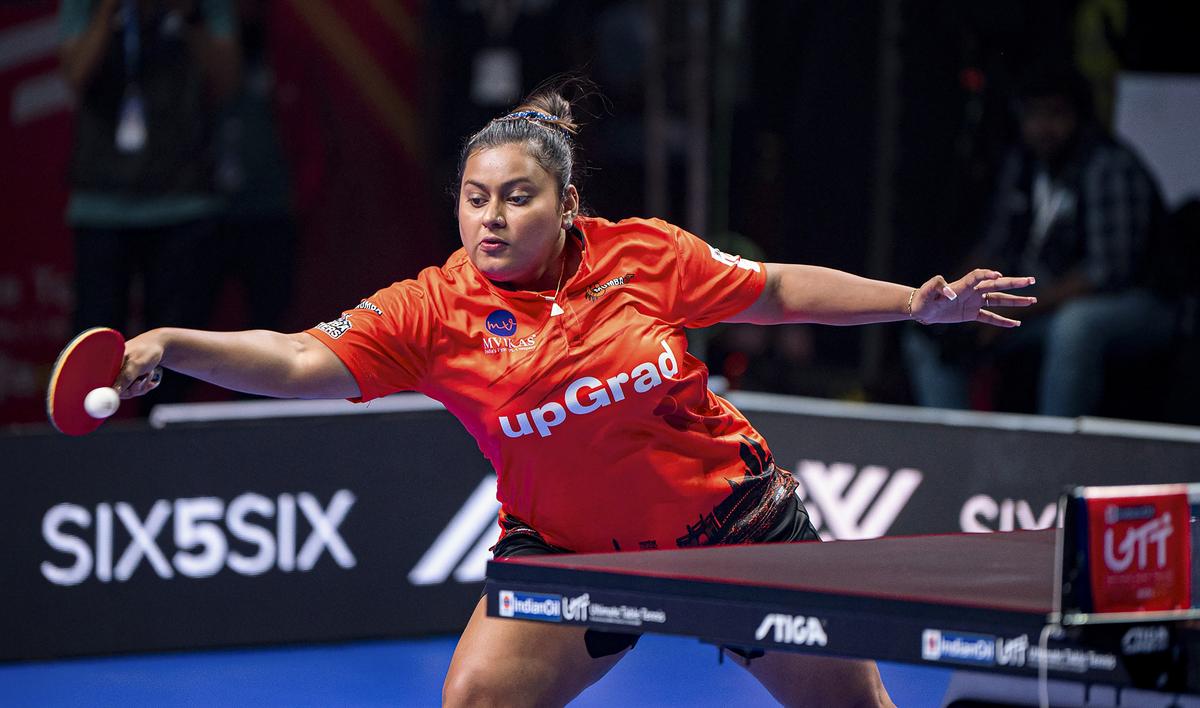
[479,236,509,253]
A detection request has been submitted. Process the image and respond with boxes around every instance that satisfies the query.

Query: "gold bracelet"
[908,287,929,325]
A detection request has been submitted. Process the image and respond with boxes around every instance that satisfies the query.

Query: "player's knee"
[442,661,505,707]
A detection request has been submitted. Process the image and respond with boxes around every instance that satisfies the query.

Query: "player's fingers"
[974,275,1035,293]
[927,274,956,301]
[123,372,155,398]
[980,292,1037,308]
[114,361,154,398]
[976,309,1021,328]
[968,268,1003,285]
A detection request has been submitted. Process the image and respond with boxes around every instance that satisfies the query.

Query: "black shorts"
[491,479,820,659]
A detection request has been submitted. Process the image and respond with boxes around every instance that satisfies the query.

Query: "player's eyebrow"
[463,177,538,192]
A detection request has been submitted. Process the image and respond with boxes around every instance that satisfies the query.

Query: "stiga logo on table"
[40,490,357,586]
[754,613,828,646]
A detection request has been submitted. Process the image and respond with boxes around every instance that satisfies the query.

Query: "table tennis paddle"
[46,327,159,436]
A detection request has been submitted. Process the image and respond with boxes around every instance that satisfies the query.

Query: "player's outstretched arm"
[115,328,360,400]
[728,264,1036,327]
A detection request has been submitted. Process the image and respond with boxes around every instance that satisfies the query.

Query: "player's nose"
[483,205,506,230]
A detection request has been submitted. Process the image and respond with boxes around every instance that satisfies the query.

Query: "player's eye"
[508,194,531,206]
[466,195,487,207]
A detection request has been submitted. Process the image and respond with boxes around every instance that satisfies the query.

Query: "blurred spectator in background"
[213,0,295,335]
[903,62,1177,417]
[59,0,238,401]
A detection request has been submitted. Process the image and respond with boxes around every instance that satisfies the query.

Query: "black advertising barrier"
[726,392,1200,541]
[3,393,1199,661]
[0,408,494,662]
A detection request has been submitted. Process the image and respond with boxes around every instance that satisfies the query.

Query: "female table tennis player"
[115,84,1035,706]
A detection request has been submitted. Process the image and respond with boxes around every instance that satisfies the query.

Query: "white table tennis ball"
[84,387,120,419]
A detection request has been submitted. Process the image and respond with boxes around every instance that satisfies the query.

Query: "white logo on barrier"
[960,495,1058,533]
[795,462,922,540]
[1104,513,1173,572]
[408,475,500,586]
[754,614,828,646]
[40,490,356,586]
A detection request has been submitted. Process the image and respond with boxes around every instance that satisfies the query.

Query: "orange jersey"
[308,216,772,552]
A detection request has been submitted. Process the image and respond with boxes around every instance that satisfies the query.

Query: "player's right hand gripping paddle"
[46,327,160,436]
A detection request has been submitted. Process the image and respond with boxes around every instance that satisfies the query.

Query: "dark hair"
[1015,61,1094,121]
[455,89,579,203]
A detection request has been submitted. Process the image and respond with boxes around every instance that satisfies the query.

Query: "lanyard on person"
[1024,171,1067,268]
[115,0,147,153]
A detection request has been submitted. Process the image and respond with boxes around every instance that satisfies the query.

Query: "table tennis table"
[485,529,1200,697]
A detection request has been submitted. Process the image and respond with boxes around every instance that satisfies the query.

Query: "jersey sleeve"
[669,223,767,327]
[305,280,433,402]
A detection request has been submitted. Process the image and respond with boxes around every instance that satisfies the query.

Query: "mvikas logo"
[1104,512,1173,572]
[485,310,518,337]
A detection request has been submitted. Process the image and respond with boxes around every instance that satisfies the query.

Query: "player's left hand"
[911,269,1037,328]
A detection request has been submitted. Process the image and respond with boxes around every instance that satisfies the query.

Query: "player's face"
[459,143,577,291]
[1020,96,1078,165]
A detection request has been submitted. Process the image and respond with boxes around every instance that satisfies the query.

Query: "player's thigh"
[729,650,895,708]
[444,597,630,707]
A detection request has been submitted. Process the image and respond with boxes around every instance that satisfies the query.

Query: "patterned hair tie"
[496,110,561,125]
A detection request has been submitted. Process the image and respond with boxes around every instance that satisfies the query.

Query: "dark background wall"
[2,0,1198,427]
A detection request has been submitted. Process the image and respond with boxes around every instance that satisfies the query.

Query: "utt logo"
[485,310,518,337]
[1104,512,1173,572]
[754,614,828,646]
[562,593,590,621]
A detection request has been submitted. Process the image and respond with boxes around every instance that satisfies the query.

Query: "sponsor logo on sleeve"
[708,245,761,272]
[315,315,352,339]
[354,300,383,316]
